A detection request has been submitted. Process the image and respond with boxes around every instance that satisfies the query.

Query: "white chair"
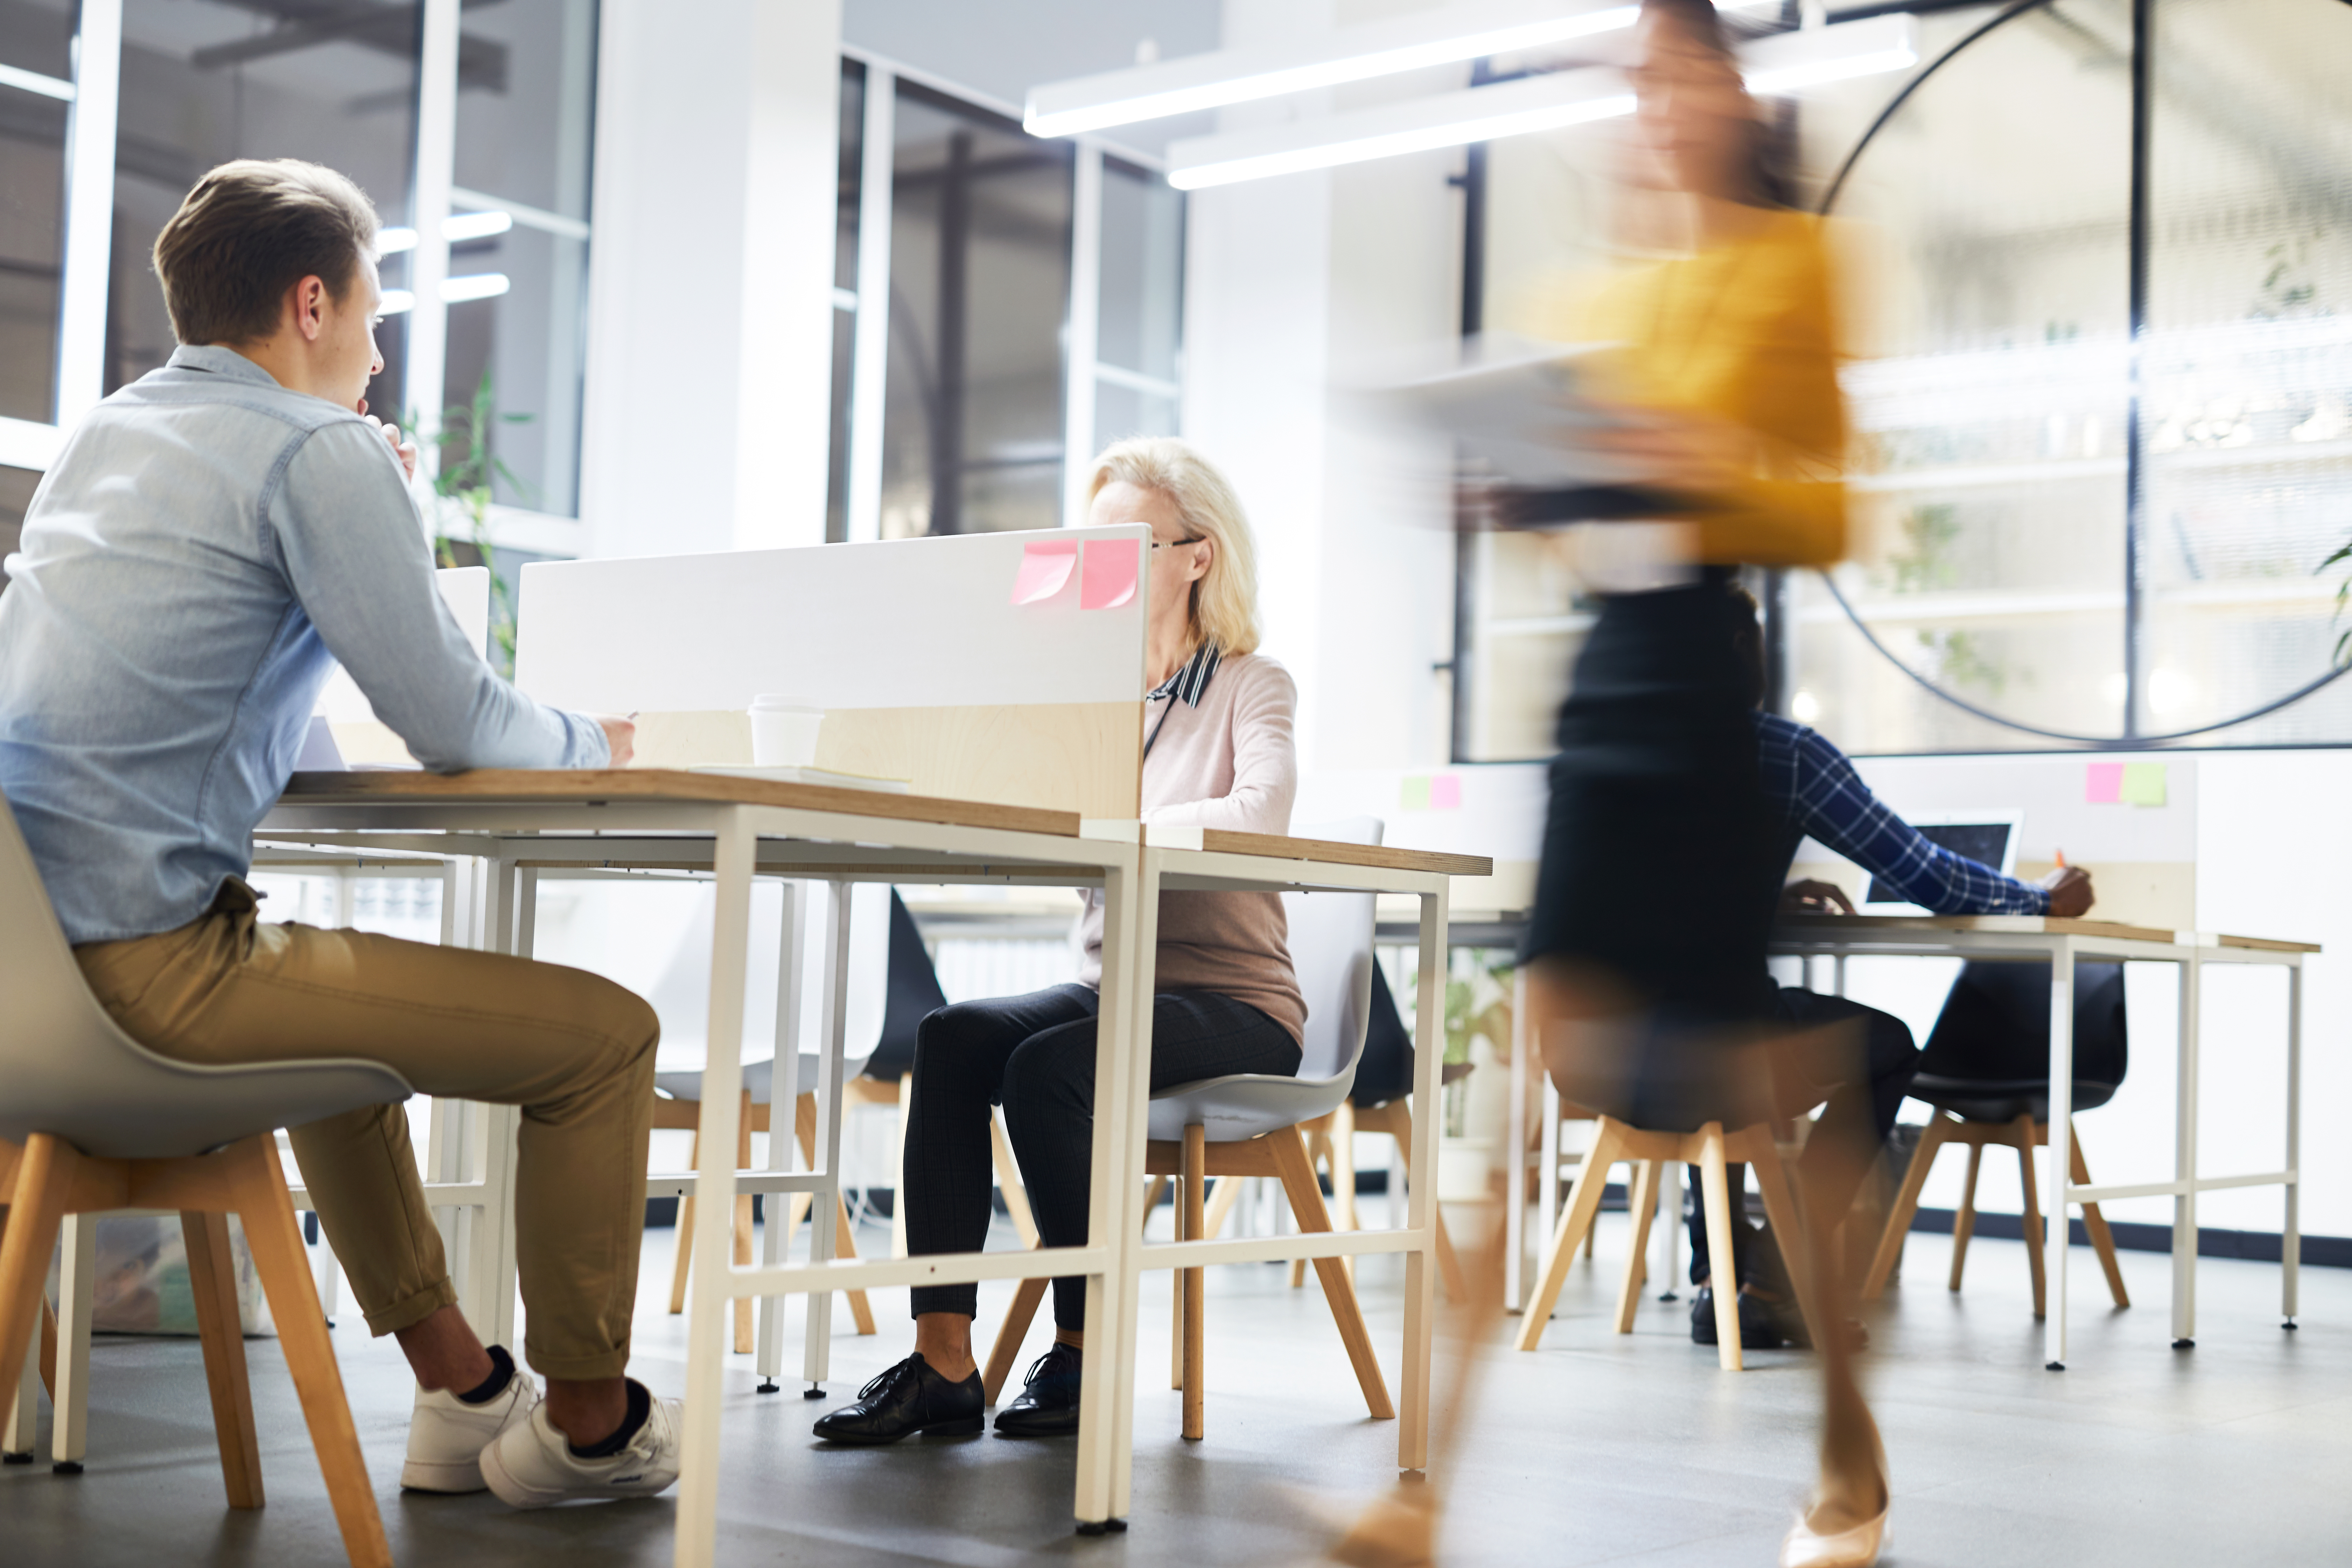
[982,818,1395,1441]
[0,795,402,1567]
[649,881,891,1350]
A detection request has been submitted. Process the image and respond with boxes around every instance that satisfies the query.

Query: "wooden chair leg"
[40,1293,58,1402]
[668,1129,698,1315]
[224,1136,392,1568]
[2072,1128,2130,1309]
[733,1090,755,1353]
[988,1112,1040,1248]
[2013,1114,2047,1320]
[0,1136,74,1444]
[1614,1159,1660,1334]
[1864,1114,1951,1300]
[1181,1125,1207,1439]
[1697,1126,1745,1371]
[1268,1128,1394,1420]
[1948,1140,1984,1292]
[982,1273,1049,1406]
[183,1210,264,1509]
[1748,1148,1824,1354]
[1514,1121,1622,1351]
[832,1194,878,1335]
[1380,1102,1469,1304]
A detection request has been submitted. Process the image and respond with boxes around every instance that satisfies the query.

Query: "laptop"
[1860,811,2023,915]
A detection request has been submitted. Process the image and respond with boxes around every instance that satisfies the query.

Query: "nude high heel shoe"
[1778,1504,1888,1568]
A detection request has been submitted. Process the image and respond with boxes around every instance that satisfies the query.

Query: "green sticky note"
[2120,761,2167,806]
[1400,776,1432,811]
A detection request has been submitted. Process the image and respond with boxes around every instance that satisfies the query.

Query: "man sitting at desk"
[0,160,677,1507]
[1691,587,2096,1347]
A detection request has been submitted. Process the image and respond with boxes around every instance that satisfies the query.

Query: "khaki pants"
[74,880,659,1381]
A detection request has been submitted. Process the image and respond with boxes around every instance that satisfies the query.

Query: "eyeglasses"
[1150,537,1207,552]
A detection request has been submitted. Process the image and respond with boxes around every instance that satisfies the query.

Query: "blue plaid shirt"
[1756,713,2049,915]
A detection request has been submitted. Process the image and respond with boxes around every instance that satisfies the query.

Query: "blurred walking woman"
[1518,3,1888,1565]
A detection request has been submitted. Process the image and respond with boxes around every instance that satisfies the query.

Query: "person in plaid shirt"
[1690,589,2096,1348]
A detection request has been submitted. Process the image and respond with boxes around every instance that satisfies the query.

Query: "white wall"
[1184,0,1462,777]
[580,0,841,561]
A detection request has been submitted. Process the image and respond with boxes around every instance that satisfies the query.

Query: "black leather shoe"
[1690,1285,1791,1349]
[812,1354,983,1444]
[993,1342,1082,1438]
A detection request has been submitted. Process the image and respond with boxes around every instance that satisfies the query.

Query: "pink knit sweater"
[1077,651,1306,1044]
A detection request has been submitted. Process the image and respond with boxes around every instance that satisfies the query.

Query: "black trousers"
[1686,985,1921,1287]
[903,983,1301,1330]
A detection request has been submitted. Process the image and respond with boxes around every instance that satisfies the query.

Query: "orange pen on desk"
[2055,848,2068,870]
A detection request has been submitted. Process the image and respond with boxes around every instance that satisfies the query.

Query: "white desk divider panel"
[314,565,495,766]
[515,526,1152,818]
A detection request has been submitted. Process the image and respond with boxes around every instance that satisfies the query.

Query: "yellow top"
[1551,208,1848,567]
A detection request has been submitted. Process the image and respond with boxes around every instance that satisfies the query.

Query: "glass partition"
[0,0,72,425]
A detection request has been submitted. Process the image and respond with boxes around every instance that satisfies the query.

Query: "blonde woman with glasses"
[816,438,1305,1446]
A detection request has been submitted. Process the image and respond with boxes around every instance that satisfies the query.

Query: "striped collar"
[1148,642,1222,708]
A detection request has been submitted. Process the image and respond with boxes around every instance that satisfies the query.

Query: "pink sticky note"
[1080,538,1139,610]
[1010,538,1079,604]
[2086,762,2124,804]
[1430,774,1462,810]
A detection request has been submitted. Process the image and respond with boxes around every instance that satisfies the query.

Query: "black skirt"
[1520,570,1782,1127]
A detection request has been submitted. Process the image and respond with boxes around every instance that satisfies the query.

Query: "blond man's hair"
[153,159,380,346]
[1084,437,1264,657]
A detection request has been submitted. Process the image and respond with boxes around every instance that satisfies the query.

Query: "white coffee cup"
[747,695,824,768]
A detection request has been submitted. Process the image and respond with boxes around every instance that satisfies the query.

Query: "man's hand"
[592,714,636,767]
[2039,864,2094,918]
[362,410,418,482]
[1779,878,1855,916]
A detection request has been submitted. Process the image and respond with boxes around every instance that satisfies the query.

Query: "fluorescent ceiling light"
[0,61,75,102]
[378,273,510,314]
[447,210,513,242]
[1025,0,1776,138]
[440,272,511,303]
[377,210,510,257]
[1167,14,1916,190]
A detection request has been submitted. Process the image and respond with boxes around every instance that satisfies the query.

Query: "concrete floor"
[5,1211,2346,1566]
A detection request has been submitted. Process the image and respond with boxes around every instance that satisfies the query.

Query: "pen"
[2055,847,2068,870]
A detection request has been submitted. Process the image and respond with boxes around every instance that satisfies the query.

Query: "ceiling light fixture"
[1166,14,1916,190]
[1024,0,1777,138]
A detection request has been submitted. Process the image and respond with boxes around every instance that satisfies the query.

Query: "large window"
[1457,0,2352,758]
[829,52,1186,543]
[0,0,597,544]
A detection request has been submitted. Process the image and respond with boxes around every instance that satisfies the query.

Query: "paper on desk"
[1081,538,1138,610]
[1011,537,1079,604]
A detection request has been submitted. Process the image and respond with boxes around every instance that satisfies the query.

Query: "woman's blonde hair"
[1085,436,1263,657]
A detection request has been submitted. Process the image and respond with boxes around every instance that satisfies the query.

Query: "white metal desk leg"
[52,1215,94,1469]
[1505,967,1528,1313]
[674,809,757,1568]
[1399,886,1448,1475]
[2043,939,2076,1370]
[1657,1159,1682,1302]
[1538,1073,1561,1307]
[1074,844,1148,1532]
[2283,960,2302,1327]
[803,882,851,1395]
[2171,953,2202,1348]
[757,880,808,1392]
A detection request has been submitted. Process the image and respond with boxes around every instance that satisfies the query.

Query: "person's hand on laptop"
[1779,878,1855,916]
[2039,864,2094,917]
[592,714,636,767]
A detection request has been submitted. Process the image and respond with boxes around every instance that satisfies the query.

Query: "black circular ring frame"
[1811,0,2352,746]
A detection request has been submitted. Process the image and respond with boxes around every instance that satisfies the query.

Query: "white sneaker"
[402,1367,541,1492]
[480,1386,683,1509]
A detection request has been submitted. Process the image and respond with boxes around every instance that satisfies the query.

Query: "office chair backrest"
[0,794,410,1159]
[1920,959,2129,1088]
[1280,818,1384,1084]
[860,891,948,1082]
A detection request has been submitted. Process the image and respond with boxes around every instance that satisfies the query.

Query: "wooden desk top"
[1773,912,2320,954]
[279,771,1494,880]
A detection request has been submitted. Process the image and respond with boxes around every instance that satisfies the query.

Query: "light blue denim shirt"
[0,345,607,944]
